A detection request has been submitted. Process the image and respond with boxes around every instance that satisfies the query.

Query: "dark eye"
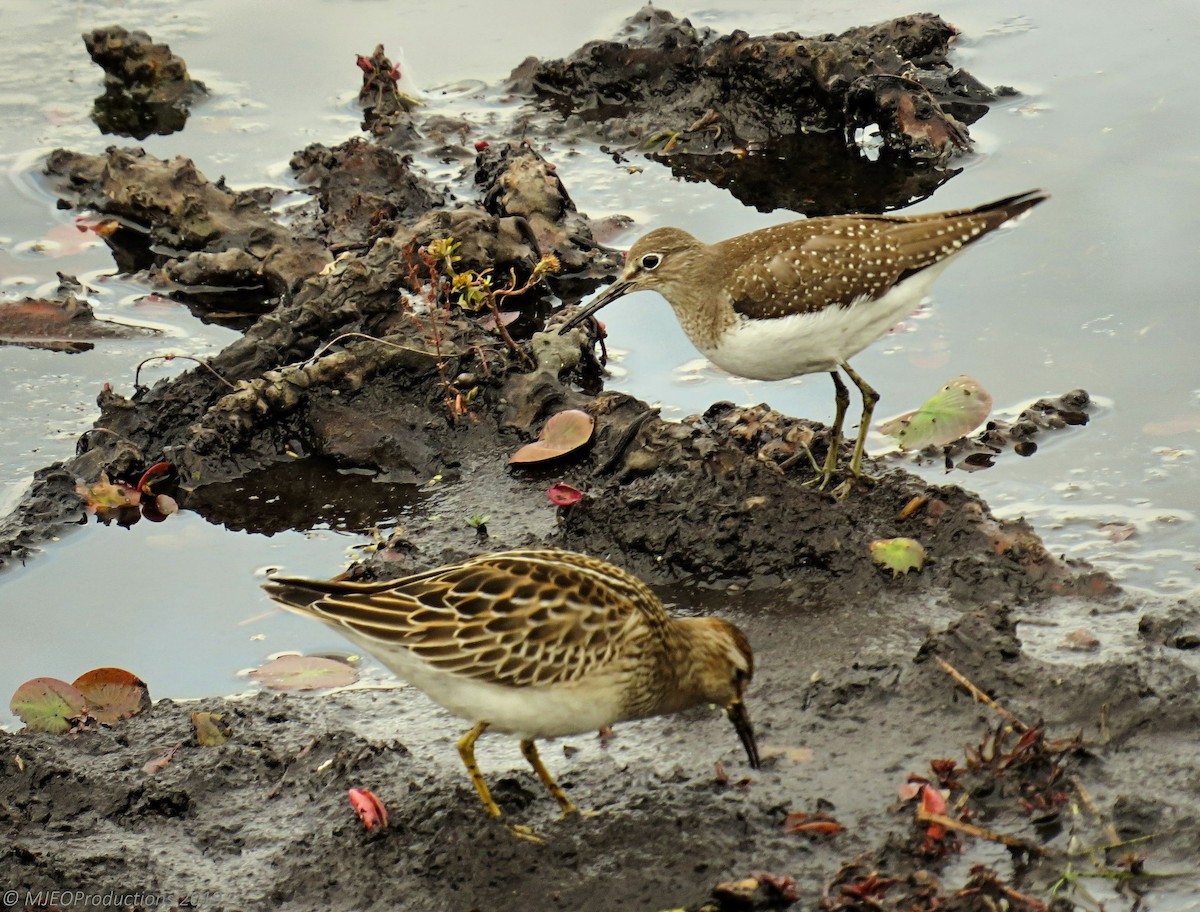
[639,253,662,270]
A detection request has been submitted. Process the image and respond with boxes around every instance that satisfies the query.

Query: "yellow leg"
[520,739,577,816]
[457,721,502,818]
[831,360,879,498]
[820,370,851,488]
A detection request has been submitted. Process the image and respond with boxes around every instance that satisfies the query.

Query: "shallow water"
[1,0,1198,735]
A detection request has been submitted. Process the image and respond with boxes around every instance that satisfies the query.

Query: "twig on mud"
[470,344,493,379]
[955,880,1049,912]
[79,426,128,445]
[933,656,1031,733]
[1070,776,1122,846]
[134,354,237,391]
[491,260,560,371]
[916,809,1043,854]
[304,331,438,366]
[485,296,535,370]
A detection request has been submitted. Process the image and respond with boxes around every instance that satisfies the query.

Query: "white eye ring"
[639,253,662,270]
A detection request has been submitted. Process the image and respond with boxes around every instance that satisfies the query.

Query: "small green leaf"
[879,376,993,450]
[10,677,89,733]
[250,655,359,692]
[869,538,927,577]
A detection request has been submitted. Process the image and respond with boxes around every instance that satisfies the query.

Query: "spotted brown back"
[264,549,671,689]
[722,190,1046,320]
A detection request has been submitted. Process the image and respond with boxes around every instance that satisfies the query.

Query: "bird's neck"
[660,253,738,353]
[647,617,723,715]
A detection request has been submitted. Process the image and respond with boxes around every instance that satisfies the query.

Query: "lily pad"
[250,654,359,692]
[509,409,595,464]
[879,376,993,450]
[869,538,927,577]
[9,677,89,733]
[72,667,151,724]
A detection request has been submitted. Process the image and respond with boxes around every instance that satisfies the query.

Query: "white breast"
[702,262,953,381]
[330,627,627,739]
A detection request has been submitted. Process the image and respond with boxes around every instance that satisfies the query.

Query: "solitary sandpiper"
[560,190,1047,493]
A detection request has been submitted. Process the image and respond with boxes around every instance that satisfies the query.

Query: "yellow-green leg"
[520,739,577,817]
[820,369,851,488]
[832,360,879,498]
[457,721,502,818]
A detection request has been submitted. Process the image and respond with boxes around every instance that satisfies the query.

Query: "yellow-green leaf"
[192,711,231,746]
[869,538,927,577]
[9,677,89,733]
[879,376,992,450]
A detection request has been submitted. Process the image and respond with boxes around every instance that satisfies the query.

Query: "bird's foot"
[830,471,878,500]
[506,823,545,844]
[778,443,823,476]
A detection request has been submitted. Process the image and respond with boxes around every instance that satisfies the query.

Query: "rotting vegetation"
[3,7,1198,911]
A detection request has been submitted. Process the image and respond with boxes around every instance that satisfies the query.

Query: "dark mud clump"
[83,26,206,139]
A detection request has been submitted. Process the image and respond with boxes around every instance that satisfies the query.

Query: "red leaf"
[749,871,799,903]
[547,482,583,506]
[782,810,844,836]
[841,874,896,900]
[919,784,947,816]
[136,461,172,493]
[348,787,388,831]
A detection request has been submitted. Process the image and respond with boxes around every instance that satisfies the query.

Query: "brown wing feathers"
[264,550,659,688]
[727,190,1047,319]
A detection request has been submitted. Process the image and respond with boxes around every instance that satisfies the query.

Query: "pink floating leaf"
[508,409,595,464]
[480,309,520,330]
[250,655,359,692]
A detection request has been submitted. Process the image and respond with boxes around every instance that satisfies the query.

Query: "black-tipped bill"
[558,279,634,334]
[727,700,760,769]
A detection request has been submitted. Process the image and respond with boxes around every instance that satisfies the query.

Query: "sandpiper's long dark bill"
[560,190,1048,493]
[263,549,759,819]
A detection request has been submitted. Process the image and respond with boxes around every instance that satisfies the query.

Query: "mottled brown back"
[724,190,1046,320]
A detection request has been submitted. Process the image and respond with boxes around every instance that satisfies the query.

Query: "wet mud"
[3,7,1196,911]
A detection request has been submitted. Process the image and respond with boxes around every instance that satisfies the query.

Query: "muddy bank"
[4,587,1198,910]
[3,6,1189,910]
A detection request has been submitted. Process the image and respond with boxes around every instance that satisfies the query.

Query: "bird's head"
[558,227,703,332]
